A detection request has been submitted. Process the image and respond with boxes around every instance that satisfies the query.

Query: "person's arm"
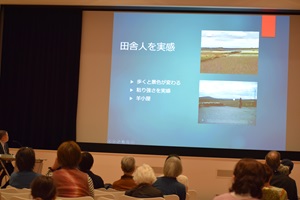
[4,143,9,154]
[46,158,61,176]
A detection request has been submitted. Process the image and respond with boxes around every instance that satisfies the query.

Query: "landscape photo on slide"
[200,30,260,74]
[198,80,258,125]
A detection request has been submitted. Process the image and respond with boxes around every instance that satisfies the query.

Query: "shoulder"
[9,172,18,181]
[262,187,280,199]
[87,171,102,179]
[287,176,296,184]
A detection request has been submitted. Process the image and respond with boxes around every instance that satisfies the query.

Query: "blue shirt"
[153,177,186,200]
[9,171,41,188]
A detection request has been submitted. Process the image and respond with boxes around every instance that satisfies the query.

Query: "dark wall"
[0,6,82,150]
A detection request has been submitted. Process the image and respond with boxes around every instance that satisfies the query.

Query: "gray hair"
[121,156,136,173]
[133,164,157,185]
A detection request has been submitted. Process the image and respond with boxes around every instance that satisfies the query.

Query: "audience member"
[262,164,286,200]
[177,175,189,191]
[281,159,294,175]
[112,156,137,191]
[9,147,41,188]
[50,141,94,197]
[0,130,14,186]
[125,164,163,198]
[31,175,56,200]
[166,155,189,191]
[265,151,298,200]
[213,158,265,200]
[153,156,186,200]
[79,151,105,189]
[278,164,290,176]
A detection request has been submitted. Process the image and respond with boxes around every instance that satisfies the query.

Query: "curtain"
[0,6,82,150]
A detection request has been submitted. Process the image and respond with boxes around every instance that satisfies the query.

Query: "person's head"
[121,156,136,174]
[163,156,182,178]
[0,130,9,143]
[230,158,265,198]
[15,147,36,171]
[133,164,157,185]
[265,151,281,172]
[278,164,290,175]
[57,141,82,168]
[281,159,294,174]
[31,175,56,200]
[177,174,189,191]
[79,151,94,172]
[262,164,273,184]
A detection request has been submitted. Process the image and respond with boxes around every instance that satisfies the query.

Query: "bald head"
[265,151,281,171]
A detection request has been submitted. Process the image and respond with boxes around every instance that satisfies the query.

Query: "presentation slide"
[105,13,289,150]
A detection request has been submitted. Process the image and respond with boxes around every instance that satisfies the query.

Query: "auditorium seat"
[164,194,179,200]
[57,196,94,200]
[0,191,31,200]
[96,196,117,200]
[187,190,198,200]
[9,196,31,200]
[94,189,125,200]
[94,193,116,199]
[119,194,164,200]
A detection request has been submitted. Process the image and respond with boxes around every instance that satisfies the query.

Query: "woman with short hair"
[125,164,163,198]
[153,156,186,200]
[31,175,56,200]
[50,141,94,198]
[213,158,265,200]
[9,147,41,188]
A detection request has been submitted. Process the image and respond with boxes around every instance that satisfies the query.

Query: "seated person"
[125,164,163,198]
[213,158,265,200]
[9,147,41,188]
[277,164,290,176]
[281,159,294,175]
[177,175,189,191]
[79,151,104,189]
[0,130,14,187]
[112,156,137,191]
[262,164,286,200]
[265,151,298,200]
[31,175,57,200]
[153,156,186,200]
[50,141,94,198]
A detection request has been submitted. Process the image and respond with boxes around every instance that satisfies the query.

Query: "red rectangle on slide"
[262,15,276,37]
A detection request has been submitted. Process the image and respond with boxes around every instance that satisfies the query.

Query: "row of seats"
[0,187,198,200]
[1,187,31,200]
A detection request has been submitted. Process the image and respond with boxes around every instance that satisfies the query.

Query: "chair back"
[187,190,198,200]
[119,194,164,200]
[1,192,31,200]
[96,196,117,200]
[94,189,125,200]
[94,193,116,199]
[9,196,31,200]
[164,194,179,200]
[57,196,94,200]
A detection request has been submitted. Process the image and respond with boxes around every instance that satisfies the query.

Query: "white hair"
[177,174,189,191]
[133,164,157,185]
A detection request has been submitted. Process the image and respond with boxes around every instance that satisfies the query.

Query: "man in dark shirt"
[79,151,104,189]
[265,151,298,200]
[0,130,14,188]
